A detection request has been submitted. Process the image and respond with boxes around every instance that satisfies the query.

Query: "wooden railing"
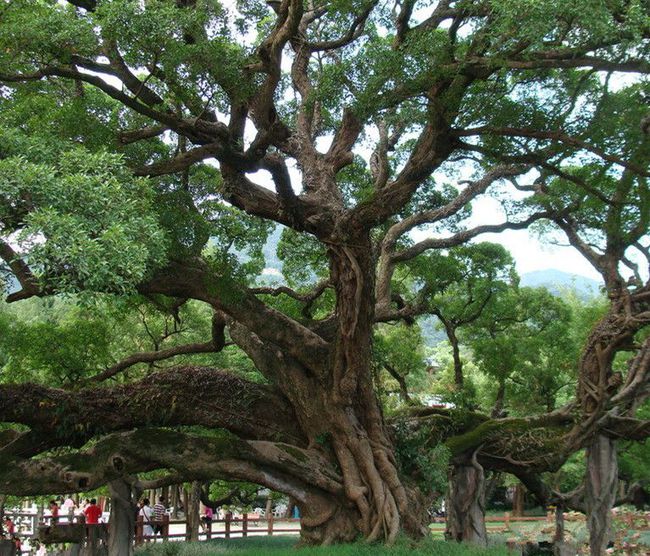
[135,512,302,545]
[2,508,647,551]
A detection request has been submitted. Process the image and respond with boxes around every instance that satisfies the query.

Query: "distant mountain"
[520,269,602,298]
[419,315,447,347]
[262,225,284,274]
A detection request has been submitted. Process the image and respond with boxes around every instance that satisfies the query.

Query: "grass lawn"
[134,536,512,556]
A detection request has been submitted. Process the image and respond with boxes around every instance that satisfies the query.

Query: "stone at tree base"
[522,541,553,555]
[553,540,577,556]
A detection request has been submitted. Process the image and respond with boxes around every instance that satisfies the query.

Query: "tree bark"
[186,481,201,542]
[107,478,137,556]
[0,366,303,456]
[228,234,429,544]
[438,316,463,388]
[512,483,525,517]
[445,454,488,546]
[310,238,425,543]
[171,485,180,519]
[585,434,617,556]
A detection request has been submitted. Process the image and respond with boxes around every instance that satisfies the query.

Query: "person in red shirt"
[84,499,103,524]
[3,516,14,536]
[49,500,59,524]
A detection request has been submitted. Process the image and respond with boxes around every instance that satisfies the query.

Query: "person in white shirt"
[61,497,75,522]
[139,499,154,538]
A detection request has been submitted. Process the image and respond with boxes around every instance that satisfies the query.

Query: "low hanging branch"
[199,483,258,511]
[87,312,229,383]
[0,366,305,449]
[0,428,343,499]
[87,341,220,383]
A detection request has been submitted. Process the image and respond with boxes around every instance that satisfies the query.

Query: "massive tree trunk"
[227,234,429,544]
[573,291,636,556]
[299,238,426,542]
[445,454,488,546]
[107,479,137,556]
[585,434,617,556]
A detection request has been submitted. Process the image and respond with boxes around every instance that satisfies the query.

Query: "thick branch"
[133,144,218,177]
[0,429,341,500]
[0,366,304,447]
[140,260,330,373]
[0,240,41,302]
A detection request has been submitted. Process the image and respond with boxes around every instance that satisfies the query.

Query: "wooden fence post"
[225,512,232,539]
[162,514,169,541]
[242,513,248,538]
[206,516,212,540]
[135,514,144,546]
[504,512,511,530]
[268,512,274,536]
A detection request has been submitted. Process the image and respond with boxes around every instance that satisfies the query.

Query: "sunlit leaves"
[0,0,98,70]
[462,286,575,413]
[0,149,167,293]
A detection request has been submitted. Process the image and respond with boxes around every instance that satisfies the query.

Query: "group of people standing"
[46,497,103,525]
[138,496,167,537]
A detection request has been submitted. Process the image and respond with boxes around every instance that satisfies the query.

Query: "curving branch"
[87,341,221,383]
[307,2,377,51]
[86,311,228,383]
[391,212,553,265]
[133,144,219,177]
[0,240,42,303]
[375,164,530,308]
[453,126,650,178]
[118,125,168,145]
[611,336,650,408]
[71,53,164,108]
[0,366,304,448]
[0,428,342,501]
[250,279,330,317]
[599,416,650,441]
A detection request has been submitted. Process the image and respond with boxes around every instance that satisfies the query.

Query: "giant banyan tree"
[0,1,648,555]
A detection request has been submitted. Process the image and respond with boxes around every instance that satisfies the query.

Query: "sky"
[461,195,604,281]
[471,229,602,280]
